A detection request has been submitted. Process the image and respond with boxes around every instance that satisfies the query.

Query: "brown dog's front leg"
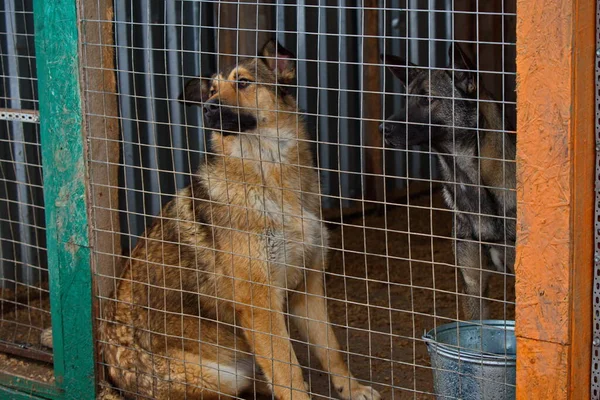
[235,279,309,400]
[289,271,381,400]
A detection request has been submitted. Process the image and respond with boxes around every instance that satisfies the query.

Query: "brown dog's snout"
[203,98,220,115]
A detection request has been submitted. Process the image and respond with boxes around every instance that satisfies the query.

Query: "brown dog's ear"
[260,39,296,83]
[381,54,419,85]
[178,77,212,107]
[448,45,476,95]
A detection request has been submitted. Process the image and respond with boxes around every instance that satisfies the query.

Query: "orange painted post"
[515,0,595,399]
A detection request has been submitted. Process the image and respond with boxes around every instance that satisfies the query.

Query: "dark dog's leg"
[487,243,515,276]
[457,239,492,320]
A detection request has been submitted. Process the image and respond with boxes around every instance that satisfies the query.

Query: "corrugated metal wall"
[113,0,448,251]
[0,0,453,278]
[0,0,46,289]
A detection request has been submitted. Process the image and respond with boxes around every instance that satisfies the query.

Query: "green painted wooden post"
[0,3,95,397]
[20,0,96,398]
[0,1,96,398]
[0,373,61,399]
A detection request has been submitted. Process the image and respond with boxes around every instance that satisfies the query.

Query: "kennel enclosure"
[0,0,596,399]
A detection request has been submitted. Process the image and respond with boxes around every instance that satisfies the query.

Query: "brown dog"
[100,40,380,400]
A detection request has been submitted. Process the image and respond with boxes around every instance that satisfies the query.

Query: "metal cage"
[0,1,594,399]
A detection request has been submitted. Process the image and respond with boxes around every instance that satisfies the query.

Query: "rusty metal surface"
[0,341,52,364]
[592,1,600,398]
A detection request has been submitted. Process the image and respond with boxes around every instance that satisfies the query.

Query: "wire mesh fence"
[80,0,516,398]
[0,0,52,366]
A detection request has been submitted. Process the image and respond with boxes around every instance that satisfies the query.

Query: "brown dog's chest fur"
[201,135,325,290]
[108,131,325,330]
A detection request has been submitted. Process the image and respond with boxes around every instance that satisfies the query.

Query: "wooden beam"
[81,0,122,303]
[567,0,595,395]
[515,0,594,399]
[454,0,476,59]
[362,1,383,202]
[33,0,96,397]
[79,0,122,387]
[216,0,274,69]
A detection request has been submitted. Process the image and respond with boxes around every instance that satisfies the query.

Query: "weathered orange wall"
[515,0,595,398]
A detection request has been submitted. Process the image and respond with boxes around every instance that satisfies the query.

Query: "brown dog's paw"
[40,327,53,349]
[335,380,381,400]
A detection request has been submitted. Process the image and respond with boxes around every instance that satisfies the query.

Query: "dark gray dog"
[380,45,516,320]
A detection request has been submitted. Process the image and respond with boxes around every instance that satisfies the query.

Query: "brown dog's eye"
[237,78,252,89]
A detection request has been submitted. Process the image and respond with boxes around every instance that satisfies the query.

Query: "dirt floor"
[0,283,54,384]
[0,186,515,399]
[299,185,515,399]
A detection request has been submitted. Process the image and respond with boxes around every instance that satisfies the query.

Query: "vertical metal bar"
[338,2,360,206]
[362,1,383,201]
[165,0,185,190]
[317,0,332,208]
[0,112,17,291]
[407,0,425,179]
[0,3,12,287]
[276,0,286,45]
[296,0,308,107]
[407,0,421,63]
[180,0,202,165]
[115,0,142,245]
[4,0,36,286]
[0,213,7,289]
[429,0,452,182]
[429,0,451,67]
[139,0,161,216]
[389,0,406,186]
[32,0,95,397]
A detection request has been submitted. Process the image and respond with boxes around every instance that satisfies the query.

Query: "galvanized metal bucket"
[423,320,516,400]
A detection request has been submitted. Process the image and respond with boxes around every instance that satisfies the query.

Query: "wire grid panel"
[0,0,52,364]
[82,1,516,398]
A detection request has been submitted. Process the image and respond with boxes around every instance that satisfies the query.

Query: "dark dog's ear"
[448,45,476,95]
[381,54,419,85]
[178,77,212,106]
[260,39,296,83]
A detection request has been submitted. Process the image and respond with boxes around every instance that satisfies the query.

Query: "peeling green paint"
[0,372,61,399]
[3,0,100,399]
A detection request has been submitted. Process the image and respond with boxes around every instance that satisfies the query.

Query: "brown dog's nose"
[203,99,220,114]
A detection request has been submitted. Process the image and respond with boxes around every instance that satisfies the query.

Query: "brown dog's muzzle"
[202,98,257,135]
